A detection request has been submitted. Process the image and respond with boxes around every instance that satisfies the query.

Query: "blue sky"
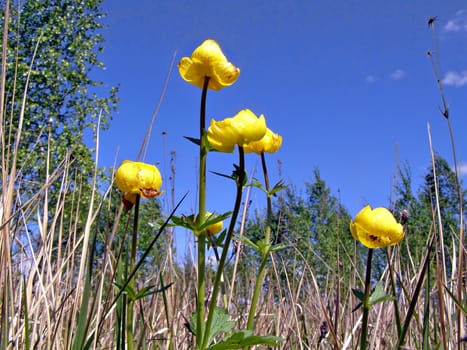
[95,1,467,224]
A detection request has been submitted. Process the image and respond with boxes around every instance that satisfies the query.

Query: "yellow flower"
[350,205,405,249]
[205,212,223,236]
[115,160,162,204]
[207,109,267,152]
[193,212,223,236]
[243,128,282,154]
[178,39,240,91]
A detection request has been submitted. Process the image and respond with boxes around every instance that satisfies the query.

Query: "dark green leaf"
[352,288,365,303]
[208,330,283,350]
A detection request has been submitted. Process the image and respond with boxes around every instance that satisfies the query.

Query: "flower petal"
[244,128,283,154]
[350,205,404,249]
[178,39,240,91]
[115,160,163,198]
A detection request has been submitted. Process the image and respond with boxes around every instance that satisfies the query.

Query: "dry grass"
[1,9,465,350]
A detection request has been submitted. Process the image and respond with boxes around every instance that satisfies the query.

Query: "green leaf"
[113,282,173,302]
[199,212,232,232]
[171,214,197,232]
[352,302,363,313]
[208,229,227,248]
[270,243,288,252]
[368,281,395,307]
[184,313,197,336]
[208,330,283,350]
[270,180,287,196]
[443,284,467,314]
[234,235,260,253]
[134,282,174,300]
[246,178,265,192]
[184,136,201,146]
[352,288,365,303]
[211,170,236,181]
[256,240,271,255]
[206,307,236,346]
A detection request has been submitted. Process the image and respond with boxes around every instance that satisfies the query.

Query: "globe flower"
[204,212,223,236]
[178,39,240,91]
[350,205,405,249]
[243,128,282,154]
[193,212,223,237]
[115,160,163,206]
[207,109,267,153]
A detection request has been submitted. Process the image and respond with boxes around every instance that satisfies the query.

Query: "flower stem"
[246,152,272,331]
[360,248,373,350]
[202,146,246,349]
[196,76,210,350]
[127,194,140,350]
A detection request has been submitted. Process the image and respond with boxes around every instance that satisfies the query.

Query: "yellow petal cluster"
[178,39,240,91]
[350,205,405,249]
[207,109,267,153]
[243,128,282,154]
[204,212,223,236]
[115,160,162,204]
[193,212,223,237]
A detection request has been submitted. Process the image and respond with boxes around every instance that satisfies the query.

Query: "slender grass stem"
[386,248,402,338]
[360,248,373,350]
[428,20,465,346]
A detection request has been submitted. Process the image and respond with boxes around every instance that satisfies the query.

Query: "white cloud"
[458,163,467,177]
[445,20,462,32]
[444,9,467,32]
[366,75,376,83]
[390,69,406,80]
[442,70,467,87]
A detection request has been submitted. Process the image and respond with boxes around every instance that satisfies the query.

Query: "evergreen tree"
[396,155,466,274]
[244,168,357,289]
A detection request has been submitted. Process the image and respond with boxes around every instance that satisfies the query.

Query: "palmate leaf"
[187,307,235,343]
[208,330,283,350]
[352,281,394,311]
[368,281,395,307]
[207,307,236,346]
[247,179,287,196]
[234,235,260,253]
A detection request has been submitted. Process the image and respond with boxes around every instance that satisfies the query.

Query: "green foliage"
[396,155,466,272]
[187,307,282,350]
[189,308,236,346]
[208,330,282,350]
[1,0,118,221]
[247,168,356,282]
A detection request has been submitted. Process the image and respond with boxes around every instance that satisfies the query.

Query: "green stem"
[127,194,140,350]
[202,146,246,349]
[360,248,373,350]
[386,248,401,338]
[196,76,210,349]
[246,245,269,330]
[246,152,272,331]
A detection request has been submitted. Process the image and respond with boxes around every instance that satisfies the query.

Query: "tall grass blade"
[397,236,433,349]
[22,277,30,350]
[71,232,97,350]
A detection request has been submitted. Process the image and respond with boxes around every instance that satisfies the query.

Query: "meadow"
[0,3,466,349]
